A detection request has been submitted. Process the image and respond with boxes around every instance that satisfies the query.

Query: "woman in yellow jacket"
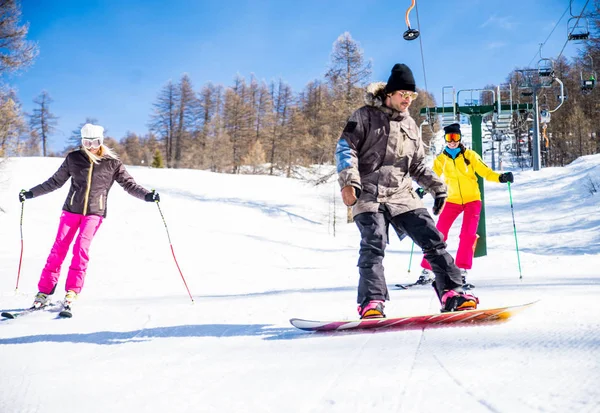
[419,123,513,287]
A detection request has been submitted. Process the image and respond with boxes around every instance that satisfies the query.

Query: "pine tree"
[152,149,164,168]
[0,0,38,76]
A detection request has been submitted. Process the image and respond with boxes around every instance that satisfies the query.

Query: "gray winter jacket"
[335,84,446,218]
[30,149,150,218]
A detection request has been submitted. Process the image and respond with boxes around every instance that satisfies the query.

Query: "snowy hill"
[1,155,599,413]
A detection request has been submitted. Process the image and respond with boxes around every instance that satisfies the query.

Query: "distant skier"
[18,123,160,312]
[417,123,514,288]
[335,63,479,318]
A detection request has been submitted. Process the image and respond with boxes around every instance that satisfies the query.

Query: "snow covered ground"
[0,153,599,413]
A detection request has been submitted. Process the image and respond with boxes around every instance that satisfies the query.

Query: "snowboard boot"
[63,290,78,308]
[32,292,51,309]
[415,269,435,285]
[460,269,475,290]
[441,289,479,312]
[357,300,386,319]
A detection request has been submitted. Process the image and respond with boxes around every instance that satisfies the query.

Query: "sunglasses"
[444,133,461,142]
[393,91,419,100]
[82,138,102,149]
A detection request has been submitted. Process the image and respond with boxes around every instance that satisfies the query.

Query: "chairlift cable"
[556,0,590,62]
[415,1,428,93]
[527,4,570,68]
[414,1,435,134]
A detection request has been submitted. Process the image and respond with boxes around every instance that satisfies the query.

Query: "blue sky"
[10,0,589,152]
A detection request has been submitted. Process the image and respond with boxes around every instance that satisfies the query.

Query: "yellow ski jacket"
[433,147,502,204]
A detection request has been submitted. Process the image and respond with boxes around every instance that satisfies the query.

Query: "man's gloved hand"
[415,187,426,199]
[145,190,160,202]
[341,186,359,206]
[432,192,447,216]
[18,190,33,203]
[499,172,514,184]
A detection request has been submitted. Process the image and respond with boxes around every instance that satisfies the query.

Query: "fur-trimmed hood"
[364,82,387,107]
[364,81,405,121]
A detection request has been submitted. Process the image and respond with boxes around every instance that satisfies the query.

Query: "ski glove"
[499,172,514,184]
[18,190,33,203]
[415,187,426,199]
[145,190,160,202]
[432,192,447,216]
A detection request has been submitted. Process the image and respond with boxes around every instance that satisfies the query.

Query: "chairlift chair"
[537,58,554,78]
[580,55,596,94]
[521,87,534,97]
[581,74,596,94]
[403,0,420,40]
[539,106,551,124]
[567,16,590,41]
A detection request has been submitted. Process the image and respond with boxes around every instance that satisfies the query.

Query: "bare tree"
[325,32,372,123]
[0,86,27,155]
[149,81,177,168]
[29,90,57,156]
[121,132,144,165]
[298,80,334,164]
[174,74,199,168]
[223,76,253,173]
[197,83,222,168]
[268,79,293,175]
[0,0,38,76]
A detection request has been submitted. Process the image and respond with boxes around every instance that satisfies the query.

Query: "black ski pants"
[354,207,463,305]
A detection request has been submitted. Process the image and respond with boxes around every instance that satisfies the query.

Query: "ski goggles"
[393,91,419,100]
[444,133,461,142]
[82,138,103,149]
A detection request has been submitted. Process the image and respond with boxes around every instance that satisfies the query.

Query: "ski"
[394,282,420,289]
[290,301,538,332]
[395,281,475,290]
[394,279,433,289]
[1,303,56,319]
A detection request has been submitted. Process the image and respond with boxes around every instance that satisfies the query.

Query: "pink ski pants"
[38,210,103,295]
[421,200,481,271]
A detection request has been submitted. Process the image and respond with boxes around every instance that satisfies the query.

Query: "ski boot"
[441,289,479,312]
[32,292,51,309]
[460,269,475,290]
[415,269,435,285]
[59,290,78,318]
[63,290,78,307]
[357,300,385,319]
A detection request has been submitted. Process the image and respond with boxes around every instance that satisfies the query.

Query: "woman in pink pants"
[19,123,160,310]
[418,123,513,288]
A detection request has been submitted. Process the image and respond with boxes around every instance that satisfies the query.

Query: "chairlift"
[540,107,551,124]
[581,75,596,94]
[520,87,534,97]
[537,58,554,78]
[403,0,420,40]
[567,16,590,41]
[517,71,534,97]
[580,55,596,94]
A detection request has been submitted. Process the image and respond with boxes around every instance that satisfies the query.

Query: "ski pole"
[155,200,194,303]
[15,200,24,291]
[507,182,523,279]
[407,241,415,274]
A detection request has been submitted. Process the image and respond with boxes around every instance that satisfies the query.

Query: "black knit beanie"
[385,63,416,93]
[443,123,461,135]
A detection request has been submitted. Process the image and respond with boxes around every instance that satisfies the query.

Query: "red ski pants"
[421,200,481,271]
[38,211,103,295]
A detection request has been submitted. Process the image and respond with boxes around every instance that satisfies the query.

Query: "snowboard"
[289,301,537,332]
